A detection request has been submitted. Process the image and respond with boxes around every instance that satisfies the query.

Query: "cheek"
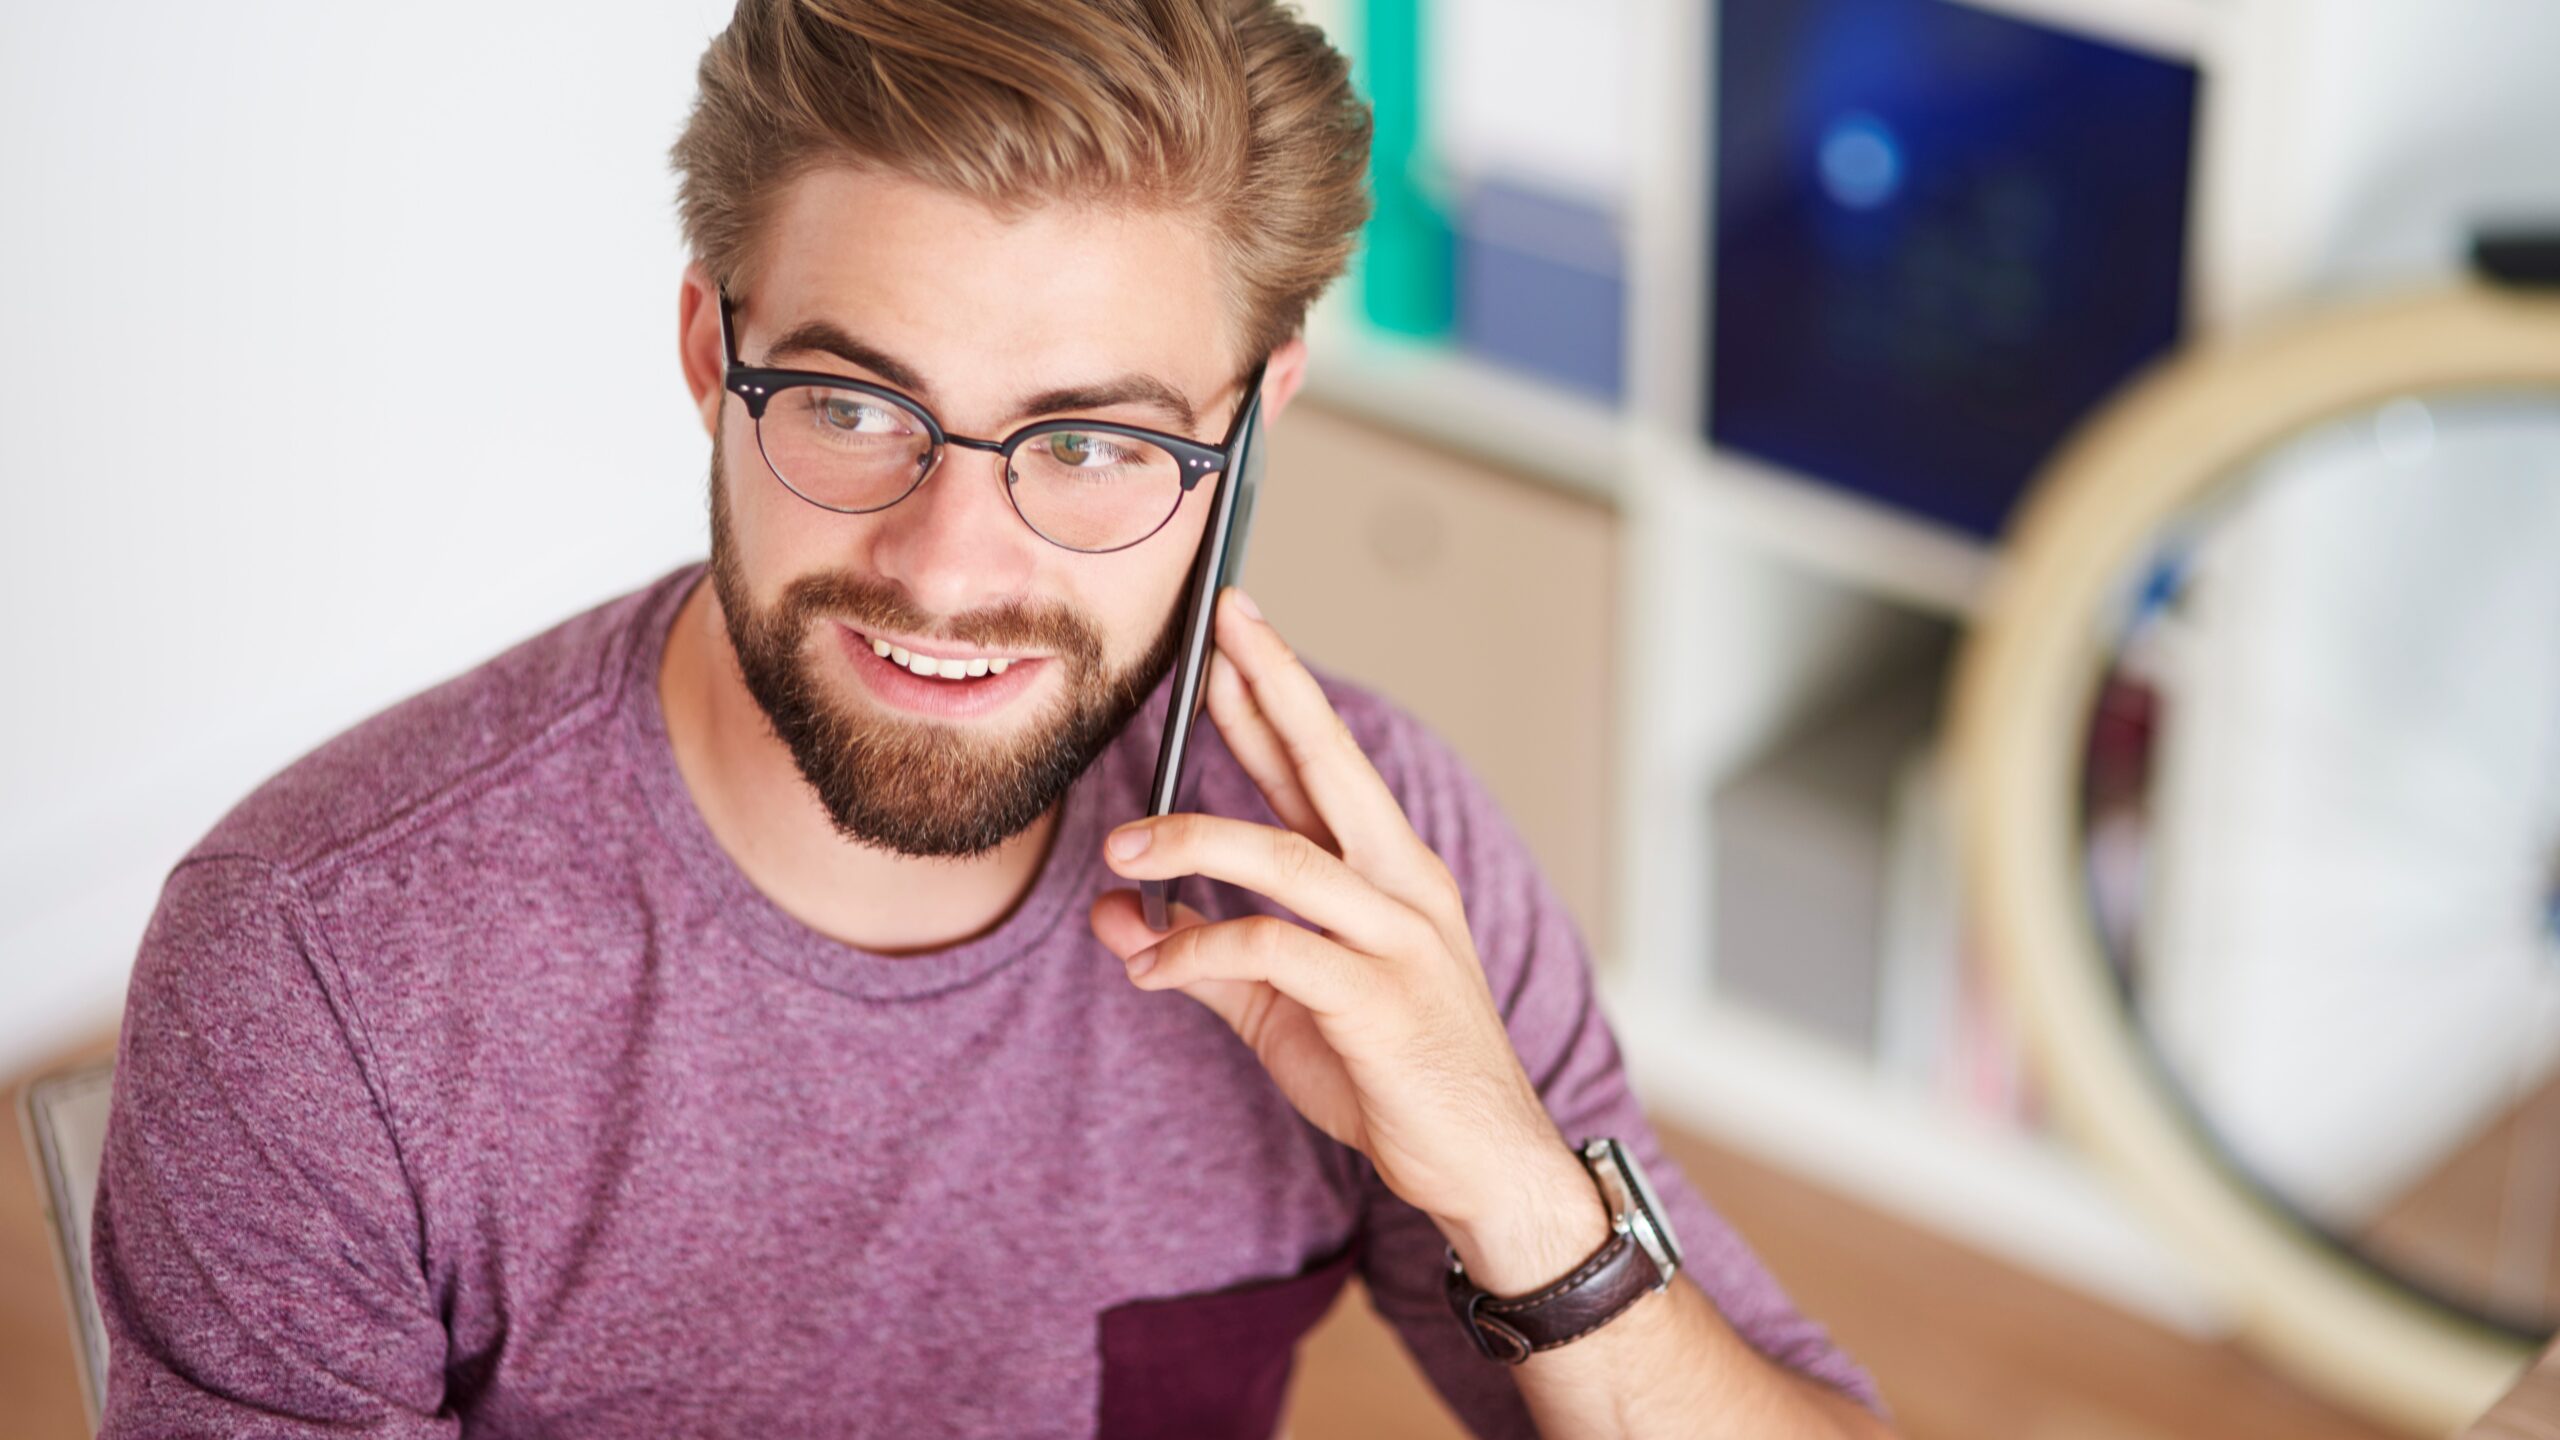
[1097,504,1216,661]
[720,440,871,584]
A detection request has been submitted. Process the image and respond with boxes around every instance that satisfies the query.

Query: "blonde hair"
[669,0,1373,370]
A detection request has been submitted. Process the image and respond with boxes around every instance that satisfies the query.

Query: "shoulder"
[181,564,694,887]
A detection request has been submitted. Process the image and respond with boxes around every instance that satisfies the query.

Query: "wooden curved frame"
[1950,282,2560,1434]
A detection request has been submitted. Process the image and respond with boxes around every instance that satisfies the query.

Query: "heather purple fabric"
[93,560,1880,1437]
[1094,1230,1361,1437]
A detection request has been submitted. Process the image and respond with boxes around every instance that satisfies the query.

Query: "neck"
[656,574,1063,955]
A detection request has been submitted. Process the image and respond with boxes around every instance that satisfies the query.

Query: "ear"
[1257,332,1313,424]
[677,261,724,438]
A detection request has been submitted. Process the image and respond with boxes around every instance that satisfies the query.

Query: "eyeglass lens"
[753,383,1190,551]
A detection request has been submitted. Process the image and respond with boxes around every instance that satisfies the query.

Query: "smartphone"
[1138,370,1269,932]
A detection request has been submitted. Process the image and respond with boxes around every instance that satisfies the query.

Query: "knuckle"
[1393,906,1445,960]
[1270,828,1325,885]
[1421,849,1462,904]
[1243,914,1301,970]
[1408,852,1467,929]
[1332,713,1366,758]
[1282,727,1327,772]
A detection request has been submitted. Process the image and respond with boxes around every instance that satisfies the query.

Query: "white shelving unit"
[1300,304,2001,620]
[1302,0,2248,1337]
[1596,412,2233,1331]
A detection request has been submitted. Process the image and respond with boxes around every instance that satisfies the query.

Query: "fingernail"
[1125,948,1157,979]
[1107,825,1151,860]
[1227,587,1263,623]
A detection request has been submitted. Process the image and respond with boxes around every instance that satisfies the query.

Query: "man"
[91,2,1889,1436]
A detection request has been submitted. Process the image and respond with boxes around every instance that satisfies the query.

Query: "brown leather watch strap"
[1442,1226,1663,1364]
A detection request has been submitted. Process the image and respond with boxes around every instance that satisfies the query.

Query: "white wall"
[2199,0,2560,327]
[0,3,730,1073]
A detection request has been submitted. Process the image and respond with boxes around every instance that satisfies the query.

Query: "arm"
[1086,589,1892,1439]
[1351,719,1889,1440]
[92,855,456,1437]
[1448,1150,1891,1439]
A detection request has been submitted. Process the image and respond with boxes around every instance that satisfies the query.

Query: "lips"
[837,622,1043,718]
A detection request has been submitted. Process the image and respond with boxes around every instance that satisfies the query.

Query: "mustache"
[773,570,1103,668]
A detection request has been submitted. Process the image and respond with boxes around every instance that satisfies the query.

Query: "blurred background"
[5,1,2559,1437]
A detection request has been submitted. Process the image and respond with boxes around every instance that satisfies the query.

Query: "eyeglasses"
[718,287,1267,554]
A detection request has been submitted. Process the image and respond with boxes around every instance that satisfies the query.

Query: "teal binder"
[1351,0,1454,338]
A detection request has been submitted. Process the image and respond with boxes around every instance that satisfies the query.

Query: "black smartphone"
[1138,369,1269,932]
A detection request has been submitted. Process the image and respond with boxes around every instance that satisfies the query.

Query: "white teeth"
[863,632,1020,680]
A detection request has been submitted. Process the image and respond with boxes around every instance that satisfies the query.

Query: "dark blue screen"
[1708,0,2199,540]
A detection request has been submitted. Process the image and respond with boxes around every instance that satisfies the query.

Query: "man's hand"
[1086,586,1579,1267]
[1087,588,1897,1438]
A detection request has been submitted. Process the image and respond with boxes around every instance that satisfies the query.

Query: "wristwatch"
[1443,1136,1686,1363]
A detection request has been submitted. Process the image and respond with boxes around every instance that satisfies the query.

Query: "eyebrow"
[763,317,1200,434]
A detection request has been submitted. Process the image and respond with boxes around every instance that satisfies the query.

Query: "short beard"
[705,435,1187,859]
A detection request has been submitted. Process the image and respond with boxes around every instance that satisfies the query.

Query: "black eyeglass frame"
[718,287,1269,554]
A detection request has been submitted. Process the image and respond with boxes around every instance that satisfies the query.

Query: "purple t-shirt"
[93,561,1877,1437]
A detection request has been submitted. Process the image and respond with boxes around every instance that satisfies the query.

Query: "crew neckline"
[618,561,1126,1001]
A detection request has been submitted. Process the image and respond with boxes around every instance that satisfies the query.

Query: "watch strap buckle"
[1453,1279,1537,1365]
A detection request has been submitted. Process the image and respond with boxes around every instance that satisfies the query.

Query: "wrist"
[1438,1143,1613,1296]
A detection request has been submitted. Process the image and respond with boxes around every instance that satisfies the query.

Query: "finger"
[1105,811,1435,961]
[1123,908,1383,1020]
[1091,892,1358,1138]
[1090,888,1267,1023]
[1214,587,1449,893]
[1204,648,1339,855]
[1089,887,1209,965]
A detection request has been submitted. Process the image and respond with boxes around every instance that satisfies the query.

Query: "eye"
[1042,431,1127,468]
[817,395,910,435]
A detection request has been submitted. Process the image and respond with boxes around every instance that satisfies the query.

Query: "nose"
[864,441,1040,616]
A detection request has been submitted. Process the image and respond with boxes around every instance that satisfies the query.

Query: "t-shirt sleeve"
[91,854,458,1437]
[1346,707,1886,1437]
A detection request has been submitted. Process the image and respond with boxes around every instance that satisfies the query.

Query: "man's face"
[695,167,1252,860]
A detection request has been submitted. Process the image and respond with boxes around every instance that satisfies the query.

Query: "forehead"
[748,166,1240,404]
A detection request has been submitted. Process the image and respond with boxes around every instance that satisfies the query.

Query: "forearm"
[1509,1276,1889,1439]
[1440,1150,1895,1440]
